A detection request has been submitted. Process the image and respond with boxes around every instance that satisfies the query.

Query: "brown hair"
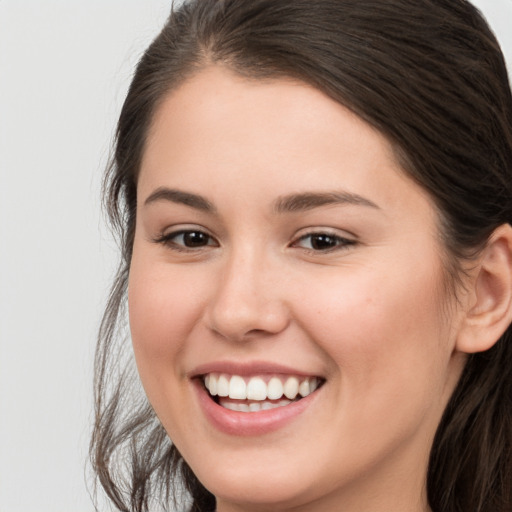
[91,1,512,510]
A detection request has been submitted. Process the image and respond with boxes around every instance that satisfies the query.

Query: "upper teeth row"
[204,373,320,401]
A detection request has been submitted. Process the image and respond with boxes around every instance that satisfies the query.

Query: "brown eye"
[294,232,355,252]
[155,229,218,250]
[309,234,339,250]
[181,231,211,247]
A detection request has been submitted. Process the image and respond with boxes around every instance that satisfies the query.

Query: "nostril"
[207,302,290,341]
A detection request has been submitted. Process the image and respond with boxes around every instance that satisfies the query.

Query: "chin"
[204,475,316,511]
[189,448,340,511]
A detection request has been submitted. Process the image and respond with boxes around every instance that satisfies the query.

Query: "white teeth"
[246,377,267,400]
[228,375,247,399]
[222,401,239,412]
[220,399,293,413]
[208,373,218,396]
[283,376,299,399]
[267,377,284,400]
[217,374,229,397]
[203,373,322,403]
[299,379,310,397]
[249,402,261,412]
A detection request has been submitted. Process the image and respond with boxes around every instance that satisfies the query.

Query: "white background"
[0,1,510,511]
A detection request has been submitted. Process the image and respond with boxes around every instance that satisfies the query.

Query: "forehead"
[138,66,433,221]
[143,66,394,158]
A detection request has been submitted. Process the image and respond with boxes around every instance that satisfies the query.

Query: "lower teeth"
[219,398,295,412]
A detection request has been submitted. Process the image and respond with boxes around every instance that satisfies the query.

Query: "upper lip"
[189,360,324,379]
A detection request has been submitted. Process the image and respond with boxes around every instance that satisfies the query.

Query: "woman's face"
[129,67,466,511]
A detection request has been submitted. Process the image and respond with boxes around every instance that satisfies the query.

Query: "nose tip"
[209,298,289,341]
[206,261,289,342]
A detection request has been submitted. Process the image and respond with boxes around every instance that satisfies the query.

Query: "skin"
[129,66,472,512]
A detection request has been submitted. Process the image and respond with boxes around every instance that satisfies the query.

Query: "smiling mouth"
[202,373,325,412]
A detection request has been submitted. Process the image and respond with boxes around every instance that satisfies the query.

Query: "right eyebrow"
[273,190,380,213]
[143,187,217,213]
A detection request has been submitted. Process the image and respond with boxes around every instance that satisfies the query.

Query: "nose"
[205,250,290,342]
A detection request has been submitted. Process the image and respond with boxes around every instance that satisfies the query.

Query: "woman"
[91,1,512,511]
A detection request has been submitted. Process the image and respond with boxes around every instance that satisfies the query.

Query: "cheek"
[128,254,208,376]
[293,259,451,405]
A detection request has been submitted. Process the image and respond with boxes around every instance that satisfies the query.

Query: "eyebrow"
[143,187,379,215]
[273,191,380,213]
[144,187,217,213]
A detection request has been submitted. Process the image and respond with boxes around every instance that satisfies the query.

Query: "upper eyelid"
[153,226,219,246]
[292,233,355,246]
[289,228,358,252]
[152,225,357,246]
[159,224,216,237]
[291,226,357,241]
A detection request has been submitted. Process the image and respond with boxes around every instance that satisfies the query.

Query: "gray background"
[0,1,510,510]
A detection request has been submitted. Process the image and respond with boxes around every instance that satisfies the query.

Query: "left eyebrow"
[273,191,380,213]
[143,187,217,213]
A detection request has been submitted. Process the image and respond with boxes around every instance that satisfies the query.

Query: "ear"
[456,224,512,354]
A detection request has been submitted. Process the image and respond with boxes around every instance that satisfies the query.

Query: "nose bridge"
[207,242,288,340]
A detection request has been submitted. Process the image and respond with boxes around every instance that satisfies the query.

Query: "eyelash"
[153,229,356,254]
[291,232,356,253]
[153,230,218,252]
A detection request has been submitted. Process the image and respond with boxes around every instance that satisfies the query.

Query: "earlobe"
[456,224,512,354]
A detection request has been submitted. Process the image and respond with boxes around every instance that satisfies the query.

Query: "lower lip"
[193,379,320,436]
